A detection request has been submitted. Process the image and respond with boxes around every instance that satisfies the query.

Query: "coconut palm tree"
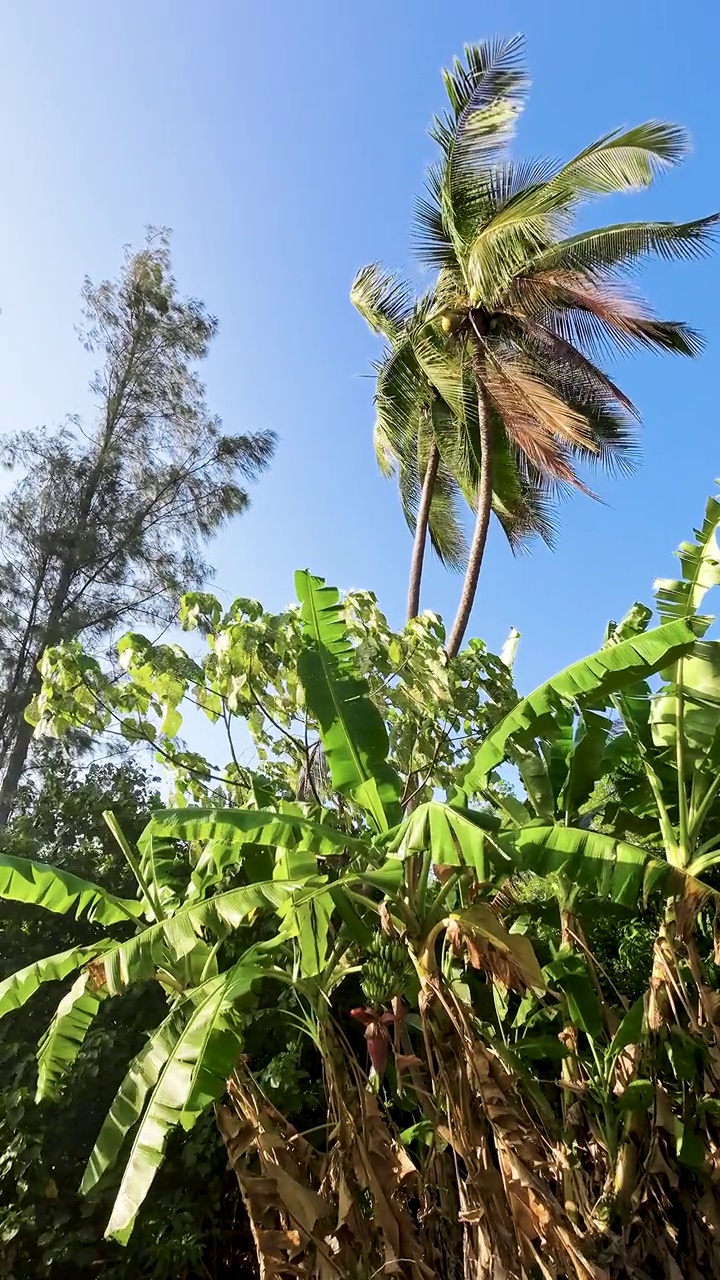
[425,36,718,656]
[355,37,718,652]
[351,265,556,621]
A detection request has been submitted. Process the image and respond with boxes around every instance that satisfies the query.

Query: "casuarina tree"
[0,230,275,821]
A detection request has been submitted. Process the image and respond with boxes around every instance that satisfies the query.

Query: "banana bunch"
[361,934,408,1008]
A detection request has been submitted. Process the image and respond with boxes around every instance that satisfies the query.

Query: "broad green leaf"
[607,996,645,1063]
[105,976,238,1243]
[513,743,555,820]
[0,853,142,926]
[389,801,506,879]
[328,886,374,946]
[655,488,720,623]
[36,972,106,1101]
[274,847,332,977]
[142,807,368,860]
[545,951,603,1040]
[0,943,109,1020]
[559,709,612,817]
[295,571,402,831]
[514,1035,569,1062]
[651,643,720,765]
[500,824,710,908]
[103,879,309,993]
[675,1121,706,1170]
[617,1079,654,1112]
[81,1011,186,1196]
[85,953,267,1206]
[463,620,700,788]
[542,703,576,805]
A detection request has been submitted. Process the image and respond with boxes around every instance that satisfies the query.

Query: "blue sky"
[0,0,718,708]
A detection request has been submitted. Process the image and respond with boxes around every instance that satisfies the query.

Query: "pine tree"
[0,230,275,821]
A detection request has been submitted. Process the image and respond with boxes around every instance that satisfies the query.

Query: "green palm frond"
[374,340,427,462]
[491,435,560,552]
[414,166,456,269]
[435,35,529,176]
[420,410,468,570]
[531,214,720,275]
[554,121,690,197]
[350,263,414,342]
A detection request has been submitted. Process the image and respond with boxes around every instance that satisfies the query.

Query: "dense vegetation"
[1,33,720,1280]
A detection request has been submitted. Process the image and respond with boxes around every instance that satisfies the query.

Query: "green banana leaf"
[655,488,720,622]
[558,709,612,818]
[0,853,143,926]
[0,942,109,1020]
[105,976,240,1244]
[500,824,711,908]
[295,571,402,831]
[463,619,700,788]
[389,800,507,880]
[83,952,269,1217]
[651,642,720,766]
[80,1010,182,1197]
[513,743,555,820]
[274,846,332,977]
[102,879,309,993]
[36,971,107,1101]
[142,807,370,859]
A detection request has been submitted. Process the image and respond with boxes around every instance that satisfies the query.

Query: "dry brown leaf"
[273,1166,331,1235]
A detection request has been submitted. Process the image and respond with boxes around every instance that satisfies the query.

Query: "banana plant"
[8,497,720,1277]
[435,486,720,1277]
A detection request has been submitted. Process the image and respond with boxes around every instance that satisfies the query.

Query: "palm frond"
[554,121,689,197]
[374,340,428,462]
[531,214,720,275]
[507,315,641,417]
[422,407,468,570]
[490,423,560,551]
[462,159,575,304]
[351,264,414,342]
[483,357,598,494]
[372,418,397,478]
[512,270,705,359]
[413,166,457,269]
[436,36,529,175]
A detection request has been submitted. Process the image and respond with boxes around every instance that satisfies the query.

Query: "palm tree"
[355,37,718,653]
[351,265,555,620]
[351,267,466,619]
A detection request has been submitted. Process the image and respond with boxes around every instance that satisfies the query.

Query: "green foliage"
[295,571,402,831]
[0,754,253,1278]
[0,231,275,822]
[1,37,718,1272]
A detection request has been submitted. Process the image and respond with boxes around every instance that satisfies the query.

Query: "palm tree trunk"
[406,442,440,621]
[446,388,492,658]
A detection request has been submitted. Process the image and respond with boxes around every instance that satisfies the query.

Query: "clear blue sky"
[0,1,718,701]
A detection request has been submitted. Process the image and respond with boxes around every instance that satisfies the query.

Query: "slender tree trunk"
[446,387,492,659]
[0,574,74,825]
[406,443,440,621]
[0,691,37,825]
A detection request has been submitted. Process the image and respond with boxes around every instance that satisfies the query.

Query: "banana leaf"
[0,853,142,926]
[463,619,700,788]
[0,942,110,1019]
[295,571,402,831]
[36,971,107,1101]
